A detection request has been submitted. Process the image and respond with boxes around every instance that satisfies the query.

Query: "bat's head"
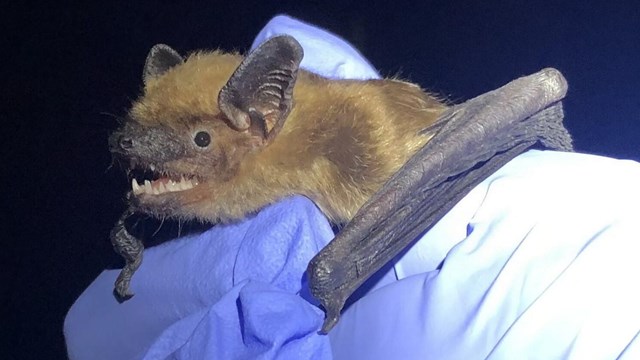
[110,36,304,219]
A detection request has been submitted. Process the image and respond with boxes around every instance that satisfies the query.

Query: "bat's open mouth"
[129,165,200,196]
[131,176,199,196]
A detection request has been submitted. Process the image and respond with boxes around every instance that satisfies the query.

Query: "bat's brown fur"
[122,48,446,224]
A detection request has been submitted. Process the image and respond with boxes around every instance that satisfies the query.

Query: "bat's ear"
[143,44,184,85]
[218,35,303,146]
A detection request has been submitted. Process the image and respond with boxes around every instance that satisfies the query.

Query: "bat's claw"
[113,288,134,303]
[320,310,340,334]
[113,274,135,303]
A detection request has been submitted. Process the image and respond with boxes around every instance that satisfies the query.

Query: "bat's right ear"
[218,35,303,147]
[143,44,184,85]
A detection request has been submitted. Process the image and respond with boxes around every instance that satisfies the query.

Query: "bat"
[109,35,573,333]
[109,35,444,298]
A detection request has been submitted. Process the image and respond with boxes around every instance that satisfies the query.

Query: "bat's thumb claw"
[320,311,340,334]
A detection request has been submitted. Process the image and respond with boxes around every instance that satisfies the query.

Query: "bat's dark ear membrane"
[218,35,303,146]
[143,44,184,85]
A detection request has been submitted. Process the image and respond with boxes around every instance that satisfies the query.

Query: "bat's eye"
[194,131,211,147]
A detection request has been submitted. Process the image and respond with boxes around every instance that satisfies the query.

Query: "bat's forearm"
[309,68,573,333]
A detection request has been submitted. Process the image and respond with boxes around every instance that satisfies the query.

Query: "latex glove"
[252,15,380,80]
[65,197,335,360]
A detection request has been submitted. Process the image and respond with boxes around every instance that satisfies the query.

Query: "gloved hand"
[65,196,335,359]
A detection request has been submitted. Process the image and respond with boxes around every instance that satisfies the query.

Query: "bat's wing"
[308,68,573,333]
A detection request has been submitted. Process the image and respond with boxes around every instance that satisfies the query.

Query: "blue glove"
[65,15,640,360]
[251,15,379,80]
[65,196,334,359]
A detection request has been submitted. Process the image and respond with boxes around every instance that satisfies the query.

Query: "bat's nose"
[109,132,133,153]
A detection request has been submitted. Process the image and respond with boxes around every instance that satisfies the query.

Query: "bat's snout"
[109,132,133,155]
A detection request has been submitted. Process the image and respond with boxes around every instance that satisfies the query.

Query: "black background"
[4,1,639,359]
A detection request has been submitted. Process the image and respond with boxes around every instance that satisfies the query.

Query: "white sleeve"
[330,150,640,360]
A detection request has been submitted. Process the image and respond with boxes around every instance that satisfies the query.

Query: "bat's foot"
[113,287,134,303]
[113,272,135,303]
[110,209,143,304]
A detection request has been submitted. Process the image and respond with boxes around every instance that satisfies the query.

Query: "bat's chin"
[128,184,194,218]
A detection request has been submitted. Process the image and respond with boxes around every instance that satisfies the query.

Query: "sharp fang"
[132,179,141,195]
[144,180,152,194]
[158,182,167,193]
[178,176,187,190]
[150,164,156,171]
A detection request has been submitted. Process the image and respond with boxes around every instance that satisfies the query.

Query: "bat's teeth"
[133,176,200,196]
[144,180,152,195]
[166,180,179,192]
[150,164,156,171]
[132,178,142,195]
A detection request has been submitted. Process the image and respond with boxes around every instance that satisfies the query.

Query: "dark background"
[4,1,639,358]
